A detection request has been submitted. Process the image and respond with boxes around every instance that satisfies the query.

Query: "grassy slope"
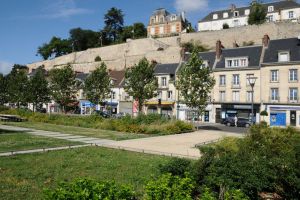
[1,121,149,140]
[0,147,170,200]
[0,129,82,153]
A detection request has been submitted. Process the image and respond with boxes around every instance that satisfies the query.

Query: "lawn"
[0,129,82,153]
[0,147,171,200]
[1,121,149,140]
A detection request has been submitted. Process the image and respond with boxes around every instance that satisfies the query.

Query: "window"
[159,26,164,34]
[233,74,240,86]
[271,70,279,82]
[234,11,239,17]
[160,17,164,23]
[233,59,239,67]
[241,59,247,66]
[168,91,173,100]
[171,15,176,21]
[223,12,228,18]
[246,91,253,102]
[112,92,116,99]
[213,14,218,19]
[289,88,298,102]
[161,77,167,86]
[157,91,162,99]
[150,28,155,35]
[268,15,274,22]
[278,51,290,62]
[268,6,274,12]
[245,9,250,15]
[232,91,240,102]
[289,11,294,19]
[171,25,176,33]
[227,60,233,67]
[246,74,254,86]
[271,88,279,101]
[225,57,248,68]
[289,69,298,82]
[219,75,226,86]
[219,91,226,102]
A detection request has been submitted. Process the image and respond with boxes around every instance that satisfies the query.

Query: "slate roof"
[263,37,300,64]
[199,51,216,69]
[215,46,263,69]
[200,0,300,22]
[76,73,89,81]
[109,70,125,87]
[154,63,179,75]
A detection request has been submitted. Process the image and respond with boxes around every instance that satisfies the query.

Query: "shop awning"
[145,101,175,106]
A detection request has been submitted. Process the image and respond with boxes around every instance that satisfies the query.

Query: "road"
[196,123,249,134]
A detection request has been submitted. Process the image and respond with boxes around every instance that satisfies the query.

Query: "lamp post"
[247,76,257,124]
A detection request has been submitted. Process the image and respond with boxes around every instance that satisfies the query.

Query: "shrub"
[260,110,268,116]
[159,158,192,177]
[44,178,136,200]
[0,105,9,112]
[144,174,195,200]
[222,23,229,29]
[94,56,102,62]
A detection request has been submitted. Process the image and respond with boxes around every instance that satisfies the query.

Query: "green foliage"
[200,187,217,200]
[104,7,124,42]
[6,65,30,108]
[224,189,250,200]
[84,63,111,105]
[94,56,102,62]
[0,73,9,105]
[144,174,195,200]
[176,49,216,115]
[48,65,78,112]
[159,158,192,177]
[181,40,209,53]
[124,58,158,112]
[69,28,101,51]
[44,178,136,200]
[28,67,50,112]
[242,41,255,46]
[248,1,267,25]
[37,37,72,60]
[193,124,300,199]
[222,23,229,29]
[260,110,268,116]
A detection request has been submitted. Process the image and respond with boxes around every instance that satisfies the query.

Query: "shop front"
[220,103,260,123]
[266,105,300,127]
[145,101,175,117]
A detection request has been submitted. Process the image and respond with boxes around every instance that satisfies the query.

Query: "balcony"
[288,97,299,104]
[269,96,280,103]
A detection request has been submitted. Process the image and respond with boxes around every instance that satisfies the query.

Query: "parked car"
[224,117,252,128]
[92,110,110,118]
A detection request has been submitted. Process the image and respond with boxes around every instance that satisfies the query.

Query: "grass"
[0,129,82,153]
[0,147,171,200]
[0,121,150,141]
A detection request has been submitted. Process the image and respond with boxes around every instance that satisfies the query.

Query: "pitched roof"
[199,51,216,69]
[76,73,89,81]
[263,37,300,64]
[154,63,179,75]
[199,0,300,22]
[109,70,125,87]
[215,46,263,69]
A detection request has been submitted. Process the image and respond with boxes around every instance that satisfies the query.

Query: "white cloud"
[41,0,92,19]
[0,61,13,75]
[174,0,208,12]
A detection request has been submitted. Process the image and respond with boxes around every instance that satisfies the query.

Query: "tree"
[37,37,72,60]
[48,65,78,113]
[84,63,111,105]
[248,1,267,25]
[0,73,8,105]
[124,58,158,113]
[28,67,50,112]
[69,28,100,51]
[223,23,229,29]
[181,40,209,54]
[104,7,124,42]
[132,22,147,38]
[6,65,30,108]
[176,49,215,116]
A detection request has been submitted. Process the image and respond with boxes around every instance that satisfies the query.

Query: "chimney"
[216,40,223,59]
[230,4,236,12]
[262,34,270,47]
[233,41,239,48]
[181,11,186,22]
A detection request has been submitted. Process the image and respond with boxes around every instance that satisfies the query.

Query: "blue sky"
[0,0,267,74]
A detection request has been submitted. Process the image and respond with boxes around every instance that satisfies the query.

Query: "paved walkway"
[0,125,243,159]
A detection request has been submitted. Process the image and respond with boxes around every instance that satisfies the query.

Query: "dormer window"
[268,6,274,12]
[213,14,218,19]
[245,9,250,15]
[225,57,249,68]
[278,51,290,62]
[289,11,294,19]
[234,11,239,17]
[223,12,228,18]
[202,60,209,68]
[171,15,176,21]
[160,17,164,23]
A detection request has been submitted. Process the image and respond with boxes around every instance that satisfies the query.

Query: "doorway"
[290,110,296,126]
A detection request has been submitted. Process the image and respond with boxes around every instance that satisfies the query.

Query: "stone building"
[147,8,187,37]
[198,0,300,31]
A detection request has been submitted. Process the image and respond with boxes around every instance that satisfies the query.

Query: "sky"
[0,0,272,74]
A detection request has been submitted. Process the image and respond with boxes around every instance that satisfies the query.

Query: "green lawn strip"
[1,121,150,140]
[0,130,82,153]
[0,146,171,200]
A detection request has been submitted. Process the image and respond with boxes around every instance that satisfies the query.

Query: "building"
[261,37,300,127]
[147,8,187,37]
[145,63,179,117]
[198,0,300,31]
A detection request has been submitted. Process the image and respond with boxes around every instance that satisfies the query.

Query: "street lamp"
[247,76,257,124]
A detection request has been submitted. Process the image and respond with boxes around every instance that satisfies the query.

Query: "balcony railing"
[231,83,241,89]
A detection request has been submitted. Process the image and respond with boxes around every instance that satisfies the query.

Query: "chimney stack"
[216,40,223,59]
[262,34,270,47]
[230,4,236,12]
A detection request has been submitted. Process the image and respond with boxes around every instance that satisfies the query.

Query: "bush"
[94,56,102,62]
[222,23,229,29]
[0,105,9,112]
[44,178,136,200]
[144,174,195,200]
[260,110,268,116]
[159,158,192,177]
